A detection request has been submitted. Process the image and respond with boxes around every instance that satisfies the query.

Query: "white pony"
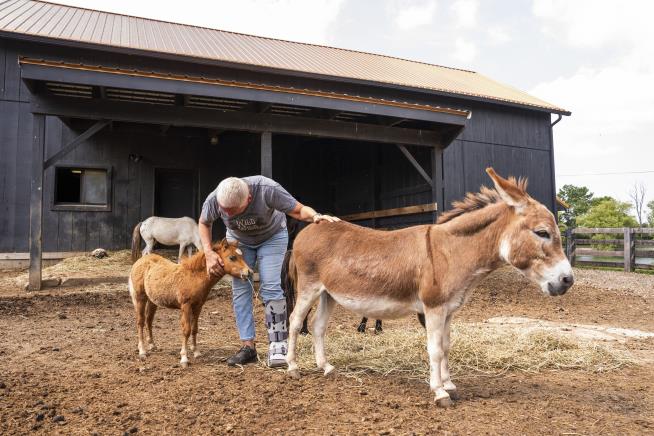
[131,216,202,263]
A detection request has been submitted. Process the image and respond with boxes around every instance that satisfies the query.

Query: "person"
[198,175,339,367]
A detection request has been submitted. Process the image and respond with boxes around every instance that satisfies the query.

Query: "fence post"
[566,228,576,266]
[623,228,635,272]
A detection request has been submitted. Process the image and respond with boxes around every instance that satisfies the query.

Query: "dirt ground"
[0,260,653,435]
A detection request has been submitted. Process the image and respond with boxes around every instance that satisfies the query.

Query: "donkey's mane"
[437,176,528,225]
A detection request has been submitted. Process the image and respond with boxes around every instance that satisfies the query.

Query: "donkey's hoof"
[323,364,336,377]
[180,361,189,369]
[435,396,452,408]
[138,353,147,361]
[193,351,202,358]
[147,344,157,352]
[287,368,301,379]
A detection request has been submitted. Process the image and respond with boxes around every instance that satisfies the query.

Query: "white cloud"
[451,0,478,28]
[453,37,477,62]
[395,1,437,30]
[487,26,511,45]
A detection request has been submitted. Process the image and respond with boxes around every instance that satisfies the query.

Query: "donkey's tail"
[131,222,142,263]
[281,249,297,317]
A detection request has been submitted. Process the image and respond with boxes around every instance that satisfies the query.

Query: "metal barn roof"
[0,0,568,114]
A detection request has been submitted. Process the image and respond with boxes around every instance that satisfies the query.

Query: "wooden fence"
[564,227,654,272]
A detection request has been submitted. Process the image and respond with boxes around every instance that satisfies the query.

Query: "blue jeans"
[228,228,288,341]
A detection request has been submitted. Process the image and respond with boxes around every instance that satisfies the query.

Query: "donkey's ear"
[486,167,527,210]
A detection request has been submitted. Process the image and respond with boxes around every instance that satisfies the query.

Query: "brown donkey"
[129,239,253,367]
[286,168,574,407]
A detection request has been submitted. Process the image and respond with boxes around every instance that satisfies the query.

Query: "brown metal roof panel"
[9,0,45,32]
[0,0,31,28]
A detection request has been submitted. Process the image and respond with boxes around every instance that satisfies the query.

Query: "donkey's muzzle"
[548,273,574,296]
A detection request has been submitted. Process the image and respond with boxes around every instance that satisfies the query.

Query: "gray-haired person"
[199,176,339,367]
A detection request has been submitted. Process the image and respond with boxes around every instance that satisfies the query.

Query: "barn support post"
[261,131,272,178]
[430,146,444,222]
[28,114,46,291]
[396,144,432,185]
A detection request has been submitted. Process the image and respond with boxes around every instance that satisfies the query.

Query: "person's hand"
[313,213,341,223]
[205,250,224,276]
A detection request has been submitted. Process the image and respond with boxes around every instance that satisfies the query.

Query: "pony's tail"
[281,250,297,321]
[131,222,142,263]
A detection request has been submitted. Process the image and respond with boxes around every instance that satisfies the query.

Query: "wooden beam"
[431,147,444,222]
[396,144,432,185]
[341,203,437,221]
[43,120,111,170]
[31,95,441,147]
[28,114,45,291]
[261,131,272,178]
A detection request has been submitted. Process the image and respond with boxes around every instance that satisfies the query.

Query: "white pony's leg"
[287,284,323,379]
[312,292,336,375]
[177,244,185,263]
[142,236,154,257]
[424,305,451,407]
[187,245,193,258]
[441,314,457,398]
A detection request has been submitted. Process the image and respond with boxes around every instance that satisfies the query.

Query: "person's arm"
[198,219,224,274]
[287,202,340,224]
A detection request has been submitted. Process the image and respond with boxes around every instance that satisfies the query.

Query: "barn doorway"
[154,168,197,218]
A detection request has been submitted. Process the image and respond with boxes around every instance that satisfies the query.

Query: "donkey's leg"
[440,313,458,399]
[179,303,193,368]
[135,299,148,360]
[424,305,451,407]
[357,317,368,333]
[374,319,383,334]
[311,293,336,376]
[145,300,158,351]
[287,284,322,379]
[190,305,202,358]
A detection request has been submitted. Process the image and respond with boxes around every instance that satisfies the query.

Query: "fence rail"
[565,227,654,272]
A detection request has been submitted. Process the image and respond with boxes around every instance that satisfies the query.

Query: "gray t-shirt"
[200,176,297,245]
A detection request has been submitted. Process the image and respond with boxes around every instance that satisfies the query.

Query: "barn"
[0,0,569,289]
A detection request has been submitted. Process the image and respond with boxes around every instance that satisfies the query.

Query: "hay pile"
[34,250,133,279]
[293,323,631,381]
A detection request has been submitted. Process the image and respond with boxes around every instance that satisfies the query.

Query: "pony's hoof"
[323,364,336,377]
[446,389,460,401]
[287,368,301,379]
[138,353,147,361]
[435,396,452,408]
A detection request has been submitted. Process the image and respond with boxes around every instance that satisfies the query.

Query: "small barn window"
[53,167,112,211]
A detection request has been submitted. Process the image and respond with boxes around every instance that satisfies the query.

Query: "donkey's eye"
[229,255,237,262]
[534,230,550,239]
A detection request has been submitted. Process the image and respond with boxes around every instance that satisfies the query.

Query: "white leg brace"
[265,299,288,368]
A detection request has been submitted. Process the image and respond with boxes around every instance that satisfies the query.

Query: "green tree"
[648,200,654,227]
[577,198,639,228]
[557,184,594,228]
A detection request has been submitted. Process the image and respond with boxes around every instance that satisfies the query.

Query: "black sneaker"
[226,345,258,366]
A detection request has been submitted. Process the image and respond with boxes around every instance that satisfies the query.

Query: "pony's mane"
[181,250,207,271]
[437,177,528,225]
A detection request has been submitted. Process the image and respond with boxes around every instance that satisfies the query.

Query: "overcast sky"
[55,0,654,209]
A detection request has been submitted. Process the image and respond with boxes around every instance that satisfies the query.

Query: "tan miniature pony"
[129,239,253,367]
[286,168,574,407]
